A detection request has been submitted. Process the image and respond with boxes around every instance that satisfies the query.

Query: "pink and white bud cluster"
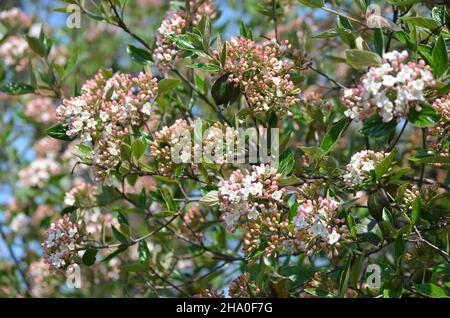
[64,183,98,207]
[18,157,61,188]
[228,273,264,298]
[28,259,56,297]
[42,215,86,272]
[218,164,285,231]
[202,121,241,165]
[9,212,30,235]
[427,94,450,167]
[190,0,217,24]
[343,150,388,188]
[150,119,195,176]
[24,96,57,125]
[218,37,301,114]
[33,136,61,158]
[0,35,30,71]
[0,7,32,28]
[293,197,349,258]
[57,70,158,179]
[343,50,435,122]
[153,12,187,73]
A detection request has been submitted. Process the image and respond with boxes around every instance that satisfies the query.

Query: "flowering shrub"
[0,0,449,299]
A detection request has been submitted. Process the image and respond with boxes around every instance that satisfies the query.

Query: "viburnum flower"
[293,197,350,258]
[218,164,285,231]
[427,94,450,167]
[153,1,217,73]
[150,119,195,176]
[343,150,388,188]
[24,96,57,125]
[202,121,241,165]
[64,183,98,208]
[153,12,187,73]
[18,157,61,188]
[9,213,30,235]
[33,137,61,158]
[56,70,158,179]
[216,37,303,114]
[28,259,56,297]
[217,164,290,256]
[0,7,32,29]
[228,273,265,298]
[0,35,31,71]
[42,215,86,272]
[343,50,435,122]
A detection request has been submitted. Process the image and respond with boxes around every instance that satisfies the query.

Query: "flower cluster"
[64,183,98,208]
[0,35,30,71]
[33,136,61,158]
[343,150,388,188]
[217,37,302,113]
[42,215,86,272]
[180,203,205,241]
[0,7,32,28]
[153,12,187,73]
[153,0,217,73]
[293,197,349,258]
[218,164,285,231]
[9,213,30,235]
[202,122,241,165]
[18,157,61,188]
[56,70,158,179]
[228,273,265,298]
[343,50,435,122]
[428,94,450,166]
[190,0,217,24]
[150,119,194,176]
[24,96,56,125]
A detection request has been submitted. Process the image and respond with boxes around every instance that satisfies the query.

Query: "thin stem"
[0,225,31,293]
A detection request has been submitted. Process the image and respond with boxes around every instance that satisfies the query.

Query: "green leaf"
[131,137,147,160]
[46,124,73,141]
[239,21,253,39]
[387,0,421,5]
[411,196,421,225]
[211,73,240,107]
[374,28,384,57]
[111,225,130,244]
[277,149,294,176]
[171,33,203,51]
[361,114,397,138]
[0,83,34,95]
[297,0,324,8]
[289,201,299,223]
[158,78,181,95]
[394,234,405,265]
[312,28,352,39]
[126,44,153,64]
[409,155,450,164]
[400,17,441,31]
[346,49,382,68]
[26,36,47,57]
[138,240,150,264]
[431,35,448,78]
[101,246,127,263]
[189,62,221,72]
[82,249,98,266]
[320,117,351,154]
[368,189,390,222]
[408,104,440,128]
[200,190,219,207]
[413,283,450,298]
[375,151,395,181]
[120,262,148,272]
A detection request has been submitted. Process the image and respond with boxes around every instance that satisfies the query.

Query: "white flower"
[328,230,341,245]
